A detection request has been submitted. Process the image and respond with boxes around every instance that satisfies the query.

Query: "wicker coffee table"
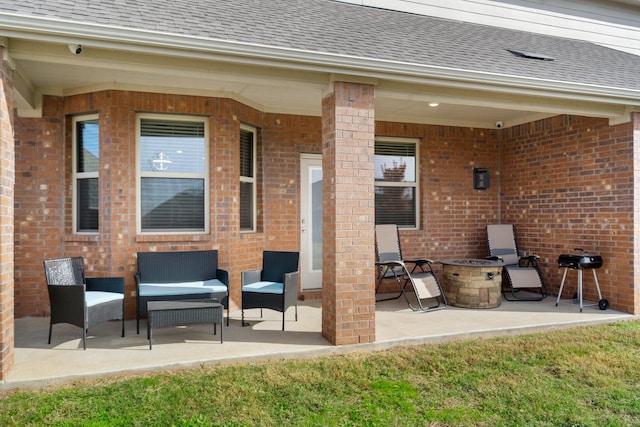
[147,300,223,349]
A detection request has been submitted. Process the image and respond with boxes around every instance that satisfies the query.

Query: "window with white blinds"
[73,115,99,232]
[137,115,208,233]
[240,125,257,232]
[374,138,419,228]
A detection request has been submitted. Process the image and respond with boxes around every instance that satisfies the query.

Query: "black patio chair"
[241,251,299,331]
[43,257,125,349]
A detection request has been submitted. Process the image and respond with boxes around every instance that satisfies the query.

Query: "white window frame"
[374,136,420,230]
[240,124,257,233]
[72,114,99,234]
[135,113,210,235]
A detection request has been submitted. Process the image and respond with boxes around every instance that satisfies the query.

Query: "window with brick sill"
[72,114,99,233]
[240,124,257,232]
[136,114,209,234]
[374,137,419,229]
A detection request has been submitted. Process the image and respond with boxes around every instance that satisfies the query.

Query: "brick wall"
[501,115,635,312]
[11,90,638,323]
[634,112,640,314]
[0,48,15,380]
[375,122,502,275]
[373,121,502,296]
[14,98,64,317]
[13,92,323,318]
[375,116,637,314]
[229,112,321,308]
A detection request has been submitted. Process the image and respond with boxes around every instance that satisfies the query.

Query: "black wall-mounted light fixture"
[473,167,490,190]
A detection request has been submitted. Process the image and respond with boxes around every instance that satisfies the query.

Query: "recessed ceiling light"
[428,102,439,107]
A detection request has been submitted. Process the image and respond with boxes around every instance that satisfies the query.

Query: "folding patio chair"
[375,224,446,312]
[486,224,547,301]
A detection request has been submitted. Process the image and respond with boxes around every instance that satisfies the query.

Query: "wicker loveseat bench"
[135,250,229,334]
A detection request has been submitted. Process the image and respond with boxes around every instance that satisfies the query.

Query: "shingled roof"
[2,0,640,91]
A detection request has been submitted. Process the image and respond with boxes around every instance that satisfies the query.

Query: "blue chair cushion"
[242,281,284,294]
[85,291,124,307]
[139,279,227,297]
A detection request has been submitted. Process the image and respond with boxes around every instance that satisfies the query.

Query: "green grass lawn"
[2,320,639,426]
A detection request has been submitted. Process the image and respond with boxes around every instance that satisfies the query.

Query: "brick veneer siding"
[321,81,376,345]
[501,115,637,313]
[375,122,502,273]
[14,97,65,317]
[231,113,322,306]
[10,90,639,327]
[634,112,640,314]
[13,92,319,319]
[0,48,15,380]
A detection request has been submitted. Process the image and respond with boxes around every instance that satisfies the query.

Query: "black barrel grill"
[557,253,603,270]
[556,249,607,312]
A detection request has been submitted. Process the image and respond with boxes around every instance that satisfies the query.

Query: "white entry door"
[300,154,322,290]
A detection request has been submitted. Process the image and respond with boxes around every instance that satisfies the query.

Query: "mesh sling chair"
[241,251,300,331]
[375,224,446,312]
[43,257,125,349]
[486,224,547,301]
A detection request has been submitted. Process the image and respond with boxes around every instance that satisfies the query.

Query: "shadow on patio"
[3,295,635,391]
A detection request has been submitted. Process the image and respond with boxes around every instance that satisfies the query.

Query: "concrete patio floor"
[2,294,636,392]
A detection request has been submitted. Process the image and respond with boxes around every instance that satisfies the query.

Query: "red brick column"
[321,81,375,345]
[633,112,640,315]
[0,47,15,380]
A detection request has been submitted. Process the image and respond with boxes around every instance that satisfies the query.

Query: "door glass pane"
[310,167,323,270]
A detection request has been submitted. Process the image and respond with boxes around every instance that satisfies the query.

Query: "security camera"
[68,44,82,55]
[495,121,504,129]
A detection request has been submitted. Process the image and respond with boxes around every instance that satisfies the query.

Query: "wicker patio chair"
[43,257,125,349]
[241,251,299,331]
